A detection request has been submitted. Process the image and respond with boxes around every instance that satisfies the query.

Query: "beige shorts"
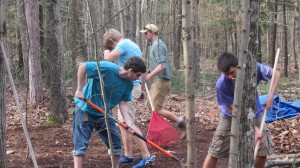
[149,79,171,111]
[118,84,141,123]
[208,115,273,158]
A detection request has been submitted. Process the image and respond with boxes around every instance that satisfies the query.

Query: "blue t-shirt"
[115,39,142,85]
[74,61,133,117]
[216,63,272,118]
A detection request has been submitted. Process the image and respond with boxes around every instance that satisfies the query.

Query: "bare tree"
[269,0,278,66]
[45,0,68,123]
[70,0,78,93]
[182,0,196,167]
[86,0,101,59]
[16,0,29,82]
[283,0,288,77]
[173,1,181,69]
[25,0,43,105]
[0,0,7,166]
[229,0,258,167]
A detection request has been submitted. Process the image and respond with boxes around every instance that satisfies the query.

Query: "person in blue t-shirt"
[73,56,146,168]
[203,52,280,168]
[102,28,155,167]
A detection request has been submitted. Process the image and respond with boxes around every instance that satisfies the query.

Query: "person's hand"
[264,96,273,113]
[255,127,264,145]
[139,90,145,101]
[103,50,110,55]
[127,126,135,134]
[75,90,84,100]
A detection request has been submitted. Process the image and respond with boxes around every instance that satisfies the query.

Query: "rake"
[145,84,181,146]
[79,98,183,166]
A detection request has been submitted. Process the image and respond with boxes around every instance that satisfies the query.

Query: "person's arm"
[75,63,86,99]
[227,104,233,113]
[264,69,281,110]
[146,64,166,80]
[103,49,121,62]
[255,126,264,145]
[139,73,147,100]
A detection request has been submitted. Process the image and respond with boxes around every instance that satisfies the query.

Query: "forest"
[1,0,300,168]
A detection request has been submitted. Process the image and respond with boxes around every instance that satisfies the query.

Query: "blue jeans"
[72,107,122,156]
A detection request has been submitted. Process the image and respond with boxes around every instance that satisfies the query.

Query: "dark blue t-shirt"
[216,63,272,118]
[74,61,133,116]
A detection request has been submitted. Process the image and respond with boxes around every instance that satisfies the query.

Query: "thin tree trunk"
[70,0,78,93]
[25,0,43,106]
[269,0,278,66]
[295,0,300,82]
[135,0,142,45]
[0,0,7,166]
[46,0,68,123]
[173,2,181,69]
[16,29,23,68]
[16,0,29,82]
[283,0,288,77]
[86,0,100,59]
[229,0,258,167]
[182,0,196,167]
[293,15,298,69]
[193,1,201,88]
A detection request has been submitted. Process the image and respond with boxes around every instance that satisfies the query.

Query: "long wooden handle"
[145,84,155,111]
[254,48,280,157]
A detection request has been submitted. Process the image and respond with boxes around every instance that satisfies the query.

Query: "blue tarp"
[259,94,300,123]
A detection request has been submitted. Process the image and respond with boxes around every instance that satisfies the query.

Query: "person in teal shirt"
[103,28,155,168]
[73,56,146,168]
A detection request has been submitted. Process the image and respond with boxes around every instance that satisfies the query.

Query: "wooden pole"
[0,41,39,168]
[254,48,280,157]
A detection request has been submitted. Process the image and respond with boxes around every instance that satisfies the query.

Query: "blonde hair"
[102,28,124,48]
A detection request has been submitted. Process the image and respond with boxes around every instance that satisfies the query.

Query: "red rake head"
[146,112,180,146]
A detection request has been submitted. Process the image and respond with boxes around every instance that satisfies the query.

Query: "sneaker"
[119,156,135,164]
[132,155,155,168]
[178,119,187,140]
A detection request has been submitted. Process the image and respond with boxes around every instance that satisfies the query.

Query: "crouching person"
[73,56,146,168]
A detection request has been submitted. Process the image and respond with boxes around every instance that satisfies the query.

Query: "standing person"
[102,28,155,168]
[140,24,186,138]
[203,52,281,168]
[73,56,146,168]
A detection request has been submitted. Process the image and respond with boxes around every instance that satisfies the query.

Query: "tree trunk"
[296,0,300,82]
[25,0,43,106]
[16,0,29,82]
[87,0,101,59]
[293,14,298,70]
[229,0,258,167]
[70,0,78,93]
[182,0,196,167]
[283,0,288,77]
[269,0,278,66]
[16,29,23,68]
[0,0,7,166]
[193,1,201,88]
[45,0,68,123]
[173,2,182,69]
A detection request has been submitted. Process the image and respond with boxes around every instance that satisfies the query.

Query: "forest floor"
[5,84,300,168]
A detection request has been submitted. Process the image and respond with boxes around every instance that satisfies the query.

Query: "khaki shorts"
[208,115,273,158]
[118,84,141,123]
[149,79,171,111]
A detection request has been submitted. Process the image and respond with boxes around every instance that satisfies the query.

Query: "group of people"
[72,23,281,168]
[73,24,186,168]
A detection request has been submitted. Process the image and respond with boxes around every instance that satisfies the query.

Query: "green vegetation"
[42,117,62,126]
